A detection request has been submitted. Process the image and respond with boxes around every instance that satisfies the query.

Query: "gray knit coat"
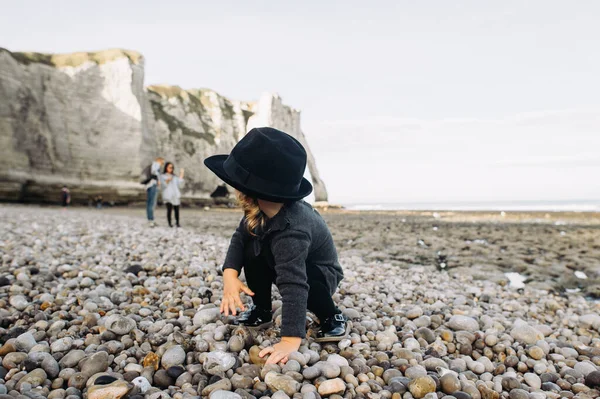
[222,200,344,337]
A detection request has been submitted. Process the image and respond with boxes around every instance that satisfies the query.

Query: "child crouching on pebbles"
[160,162,185,228]
[204,127,348,365]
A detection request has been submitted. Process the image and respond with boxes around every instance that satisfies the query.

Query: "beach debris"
[505,272,526,289]
[575,271,588,279]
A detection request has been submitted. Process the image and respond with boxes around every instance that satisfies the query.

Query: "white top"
[145,161,162,190]
[160,173,185,205]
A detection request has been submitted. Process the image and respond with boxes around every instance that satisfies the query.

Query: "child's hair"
[156,157,165,163]
[237,191,265,236]
[164,162,174,173]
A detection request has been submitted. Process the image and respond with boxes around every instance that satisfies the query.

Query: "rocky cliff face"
[0,48,327,204]
[247,94,328,202]
[144,85,252,199]
[0,48,148,203]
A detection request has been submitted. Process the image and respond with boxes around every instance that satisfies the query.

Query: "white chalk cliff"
[0,48,327,204]
[246,94,328,202]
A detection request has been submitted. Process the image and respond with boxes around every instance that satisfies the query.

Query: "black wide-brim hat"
[204,127,313,202]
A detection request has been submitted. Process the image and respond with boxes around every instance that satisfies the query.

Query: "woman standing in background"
[160,162,185,227]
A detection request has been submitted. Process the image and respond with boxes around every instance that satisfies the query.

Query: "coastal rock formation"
[144,85,251,200]
[0,48,147,203]
[0,48,327,204]
[247,93,328,202]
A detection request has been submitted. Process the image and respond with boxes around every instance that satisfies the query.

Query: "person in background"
[61,186,71,209]
[146,157,165,227]
[160,162,185,227]
[95,195,103,209]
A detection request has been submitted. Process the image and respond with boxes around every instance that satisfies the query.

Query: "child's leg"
[306,267,340,321]
[242,243,275,310]
[174,205,180,226]
[166,203,173,226]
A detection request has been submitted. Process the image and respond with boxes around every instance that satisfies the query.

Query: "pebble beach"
[0,204,599,399]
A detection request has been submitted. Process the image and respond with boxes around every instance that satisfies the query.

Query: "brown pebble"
[317,378,346,396]
[459,343,473,356]
[440,374,461,394]
[440,330,454,342]
[249,346,267,366]
[478,383,500,399]
[505,356,519,368]
[142,352,159,371]
[408,376,436,399]
[52,378,64,389]
[83,314,98,328]
[88,380,132,399]
[494,364,506,376]
[0,341,16,356]
[528,346,544,360]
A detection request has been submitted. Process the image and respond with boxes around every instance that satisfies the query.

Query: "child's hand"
[260,337,302,364]
[179,168,185,179]
[221,269,254,316]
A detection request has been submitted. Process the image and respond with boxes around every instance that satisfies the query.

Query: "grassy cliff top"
[147,85,220,99]
[147,85,255,109]
[0,48,143,67]
[147,85,187,98]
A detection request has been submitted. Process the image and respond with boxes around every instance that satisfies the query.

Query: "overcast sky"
[2,1,599,204]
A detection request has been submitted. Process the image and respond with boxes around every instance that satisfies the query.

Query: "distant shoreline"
[3,203,600,227]
[343,199,600,212]
[3,200,600,214]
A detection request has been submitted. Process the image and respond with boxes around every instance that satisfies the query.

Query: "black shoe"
[176,224,181,228]
[233,305,273,329]
[316,313,349,342]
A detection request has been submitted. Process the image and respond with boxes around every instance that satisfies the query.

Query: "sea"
[343,199,600,212]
